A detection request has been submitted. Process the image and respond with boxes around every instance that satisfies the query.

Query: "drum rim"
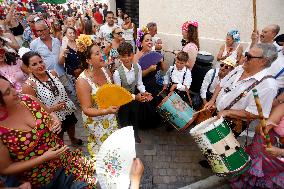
[190,116,224,135]
[157,90,176,109]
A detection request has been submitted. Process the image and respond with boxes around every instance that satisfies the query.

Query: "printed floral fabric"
[78,71,118,159]
[0,95,97,188]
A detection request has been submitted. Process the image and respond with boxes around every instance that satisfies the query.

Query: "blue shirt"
[30,37,65,76]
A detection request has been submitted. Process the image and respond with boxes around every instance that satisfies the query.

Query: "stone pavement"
[64,110,233,189]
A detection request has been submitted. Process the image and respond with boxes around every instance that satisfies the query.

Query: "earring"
[0,107,8,121]
[89,64,93,71]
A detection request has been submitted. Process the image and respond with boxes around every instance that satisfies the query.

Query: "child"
[113,42,152,143]
[163,51,192,104]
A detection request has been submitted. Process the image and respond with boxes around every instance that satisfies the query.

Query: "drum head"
[190,116,224,135]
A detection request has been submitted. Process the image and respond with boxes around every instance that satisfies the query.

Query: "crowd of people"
[0,0,283,189]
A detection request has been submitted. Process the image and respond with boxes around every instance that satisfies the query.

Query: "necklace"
[32,71,59,97]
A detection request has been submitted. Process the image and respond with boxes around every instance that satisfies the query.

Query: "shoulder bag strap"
[225,75,274,110]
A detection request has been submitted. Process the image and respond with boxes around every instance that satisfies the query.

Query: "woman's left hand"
[50,113,62,134]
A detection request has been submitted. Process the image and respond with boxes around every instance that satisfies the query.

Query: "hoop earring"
[89,64,93,71]
[0,107,8,121]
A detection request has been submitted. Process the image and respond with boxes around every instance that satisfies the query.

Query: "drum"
[190,117,251,177]
[157,91,196,131]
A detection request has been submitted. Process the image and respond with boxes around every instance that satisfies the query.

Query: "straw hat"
[221,56,237,67]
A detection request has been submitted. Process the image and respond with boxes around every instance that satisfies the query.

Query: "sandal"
[71,138,84,146]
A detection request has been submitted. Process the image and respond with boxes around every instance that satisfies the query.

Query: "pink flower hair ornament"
[181,20,199,32]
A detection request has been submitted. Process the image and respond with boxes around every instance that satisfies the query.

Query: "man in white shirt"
[98,11,119,42]
[147,22,161,51]
[200,57,237,105]
[30,19,77,104]
[205,43,278,136]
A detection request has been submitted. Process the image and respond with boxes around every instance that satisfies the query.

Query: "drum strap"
[224,75,274,110]
[169,67,188,85]
[206,69,216,94]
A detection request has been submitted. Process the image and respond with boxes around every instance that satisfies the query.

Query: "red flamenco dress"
[0,95,97,189]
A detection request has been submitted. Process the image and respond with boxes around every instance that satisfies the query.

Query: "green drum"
[190,117,251,177]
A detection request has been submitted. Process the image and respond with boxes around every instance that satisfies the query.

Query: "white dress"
[27,71,76,121]
[78,68,118,158]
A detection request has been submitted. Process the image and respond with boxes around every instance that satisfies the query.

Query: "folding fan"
[138,51,163,70]
[96,126,136,189]
[96,84,133,109]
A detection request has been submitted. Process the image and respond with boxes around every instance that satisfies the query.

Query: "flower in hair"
[136,26,149,49]
[181,20,199,32]
[76,34,93,53]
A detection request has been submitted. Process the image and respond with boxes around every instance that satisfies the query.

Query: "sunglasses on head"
[220,63,231,69]
[245,52,263,61]
[115,32,124,35]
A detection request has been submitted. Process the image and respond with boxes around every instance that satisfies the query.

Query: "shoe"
[71,138,84,146]
[135,135,141,144]
[199,160,211,169]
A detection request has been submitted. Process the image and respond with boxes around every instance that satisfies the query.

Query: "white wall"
[140,0,284,63]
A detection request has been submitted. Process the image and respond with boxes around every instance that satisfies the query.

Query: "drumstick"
[157,89,165,96]
[192,108,207,116]
[252,89,272,147]
[253,0,257,32]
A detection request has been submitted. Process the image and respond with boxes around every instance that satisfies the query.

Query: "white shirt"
[113,63,146,99]
[200,68,220,99]
[163,65,192,91]
[267,50,284,89]
[98,23,119,41]
[117,17,123,27]
[216,66,278,118]
[30,37,65,76]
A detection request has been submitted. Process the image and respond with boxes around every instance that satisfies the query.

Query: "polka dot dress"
[0,95,97,188]
[27,71,76,121]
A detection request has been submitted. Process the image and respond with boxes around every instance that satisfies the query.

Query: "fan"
[138,51,163,70]
[96,84,133,109]
[96,126,136,189]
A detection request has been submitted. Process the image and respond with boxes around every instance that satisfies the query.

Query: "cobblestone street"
[64,111,233,189]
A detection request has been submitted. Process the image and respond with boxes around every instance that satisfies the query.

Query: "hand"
[130,158,144,188]
[106,106,119,114]
[204,100,215,110]
[255,122,275,137]
[251,30,260,44]
[50,113,62,134]
[52,102,66,111]
[63,48,69,58]
[74,68,83,78]
[217,110,231,119]
[265,145,283,157]
[162,85,168,91]
[170,84,177,92]
[18,182,31,189]
[135,93,146,102]
[142,92,153,102]
[42,145,69,161]
[149,65,157,72]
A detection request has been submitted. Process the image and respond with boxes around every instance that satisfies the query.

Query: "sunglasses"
[115,32,124,35]
[245,52,263,61]
[124,16,129,19]
[28,20,35,23]
[220,63,231,69]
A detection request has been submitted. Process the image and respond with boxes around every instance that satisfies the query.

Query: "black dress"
[64,46,80,77]
[138,62,163,130]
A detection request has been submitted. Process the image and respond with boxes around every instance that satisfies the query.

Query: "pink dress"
[230,131,284,189]
[0,59,27,92]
